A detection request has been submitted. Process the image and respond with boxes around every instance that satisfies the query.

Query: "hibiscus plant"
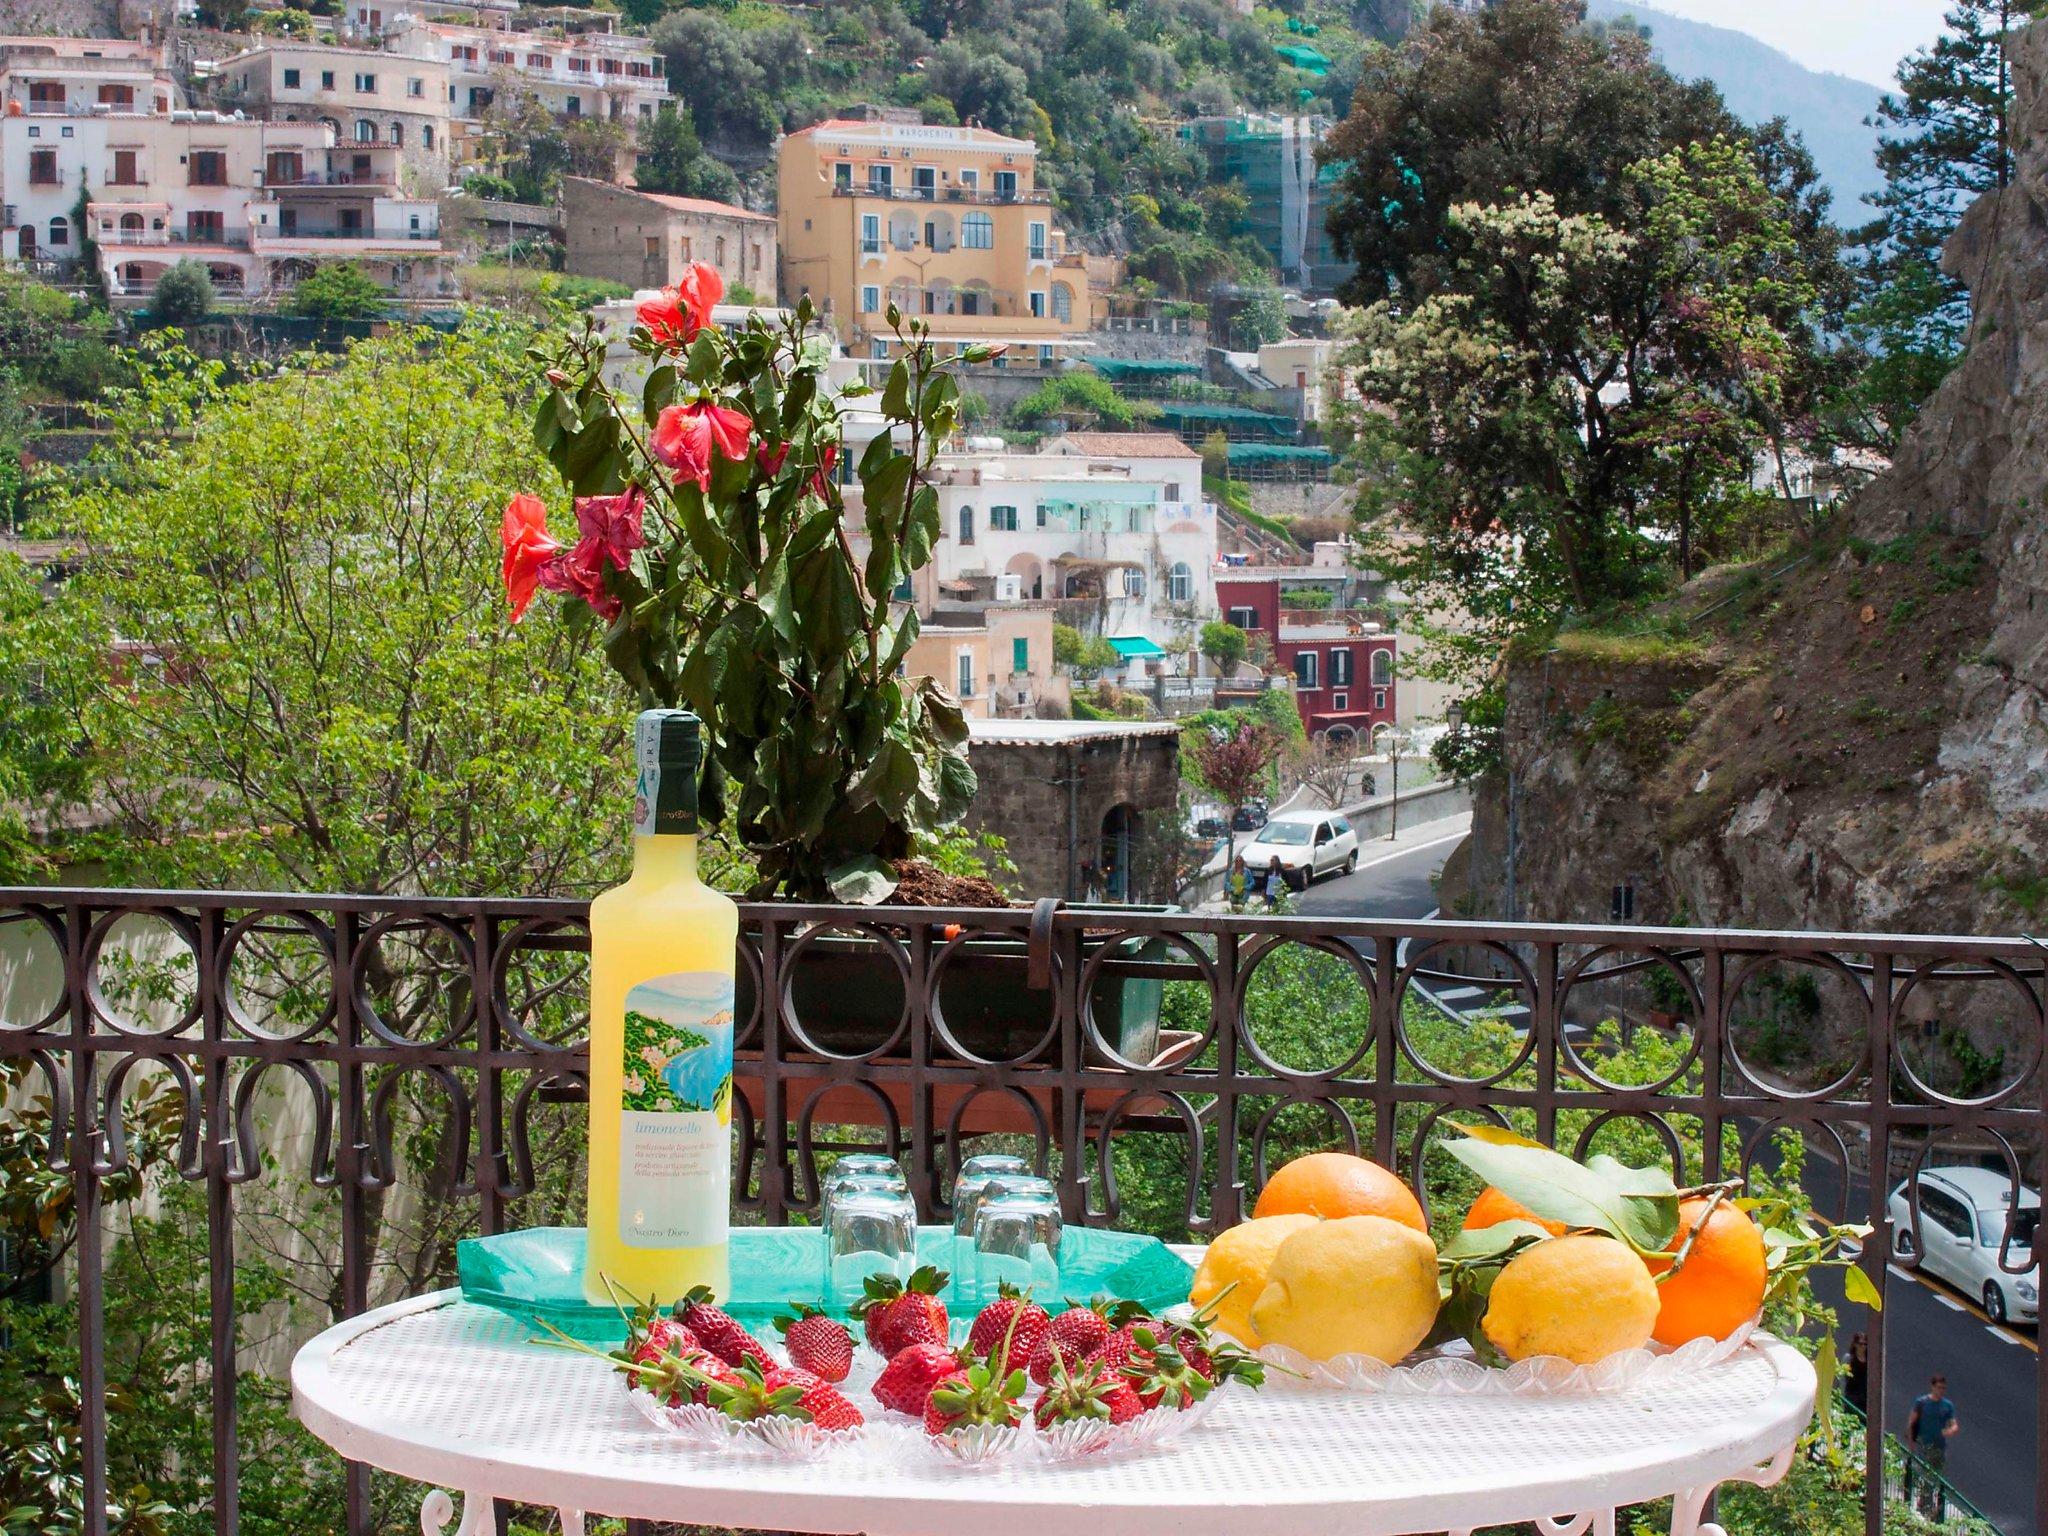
[502,263,991,902]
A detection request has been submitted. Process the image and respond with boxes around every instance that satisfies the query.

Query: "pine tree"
[1849,0,2046,439]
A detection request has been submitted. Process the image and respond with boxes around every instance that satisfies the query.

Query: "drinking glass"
[972,1189,1063,1303]
[952,1169,1050,1237]
[827,1188,918,1307]
[834,1152,904,1182]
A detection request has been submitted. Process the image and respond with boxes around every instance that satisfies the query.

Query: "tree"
[1847,0,2042,438]
[924,43,1035,137]
[636,105,742,203]
[47,325,629,897]
[519,294,991,901]
[1187,717,1278,825]
[1009,373,1155,430]
[149,260,215,326]
[1199,619,1248,674]
[285,262,386,320]
[1233,287,1287,349]
[1054,621,1121,677]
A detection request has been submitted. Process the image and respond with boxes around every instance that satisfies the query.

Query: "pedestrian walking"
[1262,855,1286,909]
[1842,1332,1868,1417]
[1908,1373,1958,1518]
[1225,854,1250,910]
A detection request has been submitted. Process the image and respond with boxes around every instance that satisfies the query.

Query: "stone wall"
[964,726,1183,902]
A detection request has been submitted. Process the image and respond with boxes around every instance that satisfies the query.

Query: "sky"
[1622,0,1954,88]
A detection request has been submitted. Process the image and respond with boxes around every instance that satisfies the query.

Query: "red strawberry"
[627,1343,741,1407]
[630,1316,700,1367]
[1109,1325,1218,1412]
[1030,1298,1142,1386]
[775,1304,854,1384]
[678,1286,769,1370]
[756,1364,865,1430]
[922,1357,1028,1437]
[968,1288,1052,1373]
[871,1340,963,1417]
[1031,1357,1146,1429]
[851,1266,950,1357]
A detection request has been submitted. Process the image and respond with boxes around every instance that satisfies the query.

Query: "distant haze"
[1586,0,1888,224]
[1584,0,1949,89]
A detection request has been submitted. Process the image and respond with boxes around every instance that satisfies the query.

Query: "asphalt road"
[1289,816,1468,921]
[1289,818,2042,1533]
[1801,1153,2040,1535]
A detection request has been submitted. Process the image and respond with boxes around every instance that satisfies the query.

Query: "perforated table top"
[292,1290,1816,1536]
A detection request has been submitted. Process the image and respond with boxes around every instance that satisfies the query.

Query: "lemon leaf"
[1442,1126,1679,1251]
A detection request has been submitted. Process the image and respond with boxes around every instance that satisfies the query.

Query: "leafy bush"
[1008,373,1157,430]
[149,261,215,326]
[285,262,387,321]
[1199,619,1247,672]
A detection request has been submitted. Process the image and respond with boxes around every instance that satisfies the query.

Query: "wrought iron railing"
[2,887,2046,1536]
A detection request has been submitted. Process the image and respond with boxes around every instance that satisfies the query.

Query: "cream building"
[215,42,451,193]
[0,36,175,118]
[562,177,774,299]
[384,14,668,133]
[902,605,1066,720]
[776,108,1095,361]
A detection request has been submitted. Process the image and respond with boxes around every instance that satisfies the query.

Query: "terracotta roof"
[1052,432,1202,460]
[631,189,775,222]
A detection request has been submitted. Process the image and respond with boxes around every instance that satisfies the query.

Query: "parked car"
[1230,799,1269,833]
[1194,816,1229,840]
[1888,1165,2040,1324]
[1240,811,1360,890]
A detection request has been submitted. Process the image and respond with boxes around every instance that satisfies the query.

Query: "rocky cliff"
[1441,23,2048,937]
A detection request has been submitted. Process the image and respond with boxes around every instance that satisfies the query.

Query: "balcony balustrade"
[833,183,1053,206]
[2,887,2044,1536]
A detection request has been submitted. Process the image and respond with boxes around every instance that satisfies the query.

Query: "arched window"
[390,121,404,146]
[715,235,726,265]
[1051,281,1073,323]
[422,124,435,149]
[962,212,993,249]
[1370,649,1392,687]
[355,119,376,142]
[1167,561,1192,602]
[47,216,69,246]
[119,212,144,233]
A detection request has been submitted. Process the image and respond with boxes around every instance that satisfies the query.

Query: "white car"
[1240,811,1359,890]
[1888,1165,2040,1324]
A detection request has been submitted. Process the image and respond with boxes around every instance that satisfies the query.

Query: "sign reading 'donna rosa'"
[617,970,734,1248]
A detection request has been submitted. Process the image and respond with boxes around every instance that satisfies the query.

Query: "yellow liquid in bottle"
[583,831,740,1305]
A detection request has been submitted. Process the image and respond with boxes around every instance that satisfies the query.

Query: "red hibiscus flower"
[756,441,790,477]
[650,399,753,490]
[537,539,621,624]
[500,492,561,623]
[809,442,839,499]
[636,261,726,351]
[572,486,645,572]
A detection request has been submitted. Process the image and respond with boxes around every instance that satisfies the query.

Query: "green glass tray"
[457,1225,1193,1344]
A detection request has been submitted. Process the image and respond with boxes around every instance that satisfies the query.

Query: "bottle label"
[617,970,733,1249]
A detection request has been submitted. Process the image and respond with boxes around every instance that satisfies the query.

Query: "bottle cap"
[633,709,701,835]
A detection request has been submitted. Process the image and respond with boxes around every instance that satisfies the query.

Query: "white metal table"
[291,1289,1815,1536]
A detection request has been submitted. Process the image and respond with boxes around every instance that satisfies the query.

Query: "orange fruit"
[1645,1197,1768,1346]
[1462,1186,1568,1238]
[1253,1152,1427,1232]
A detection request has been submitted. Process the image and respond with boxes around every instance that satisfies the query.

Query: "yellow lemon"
[1190,1215,1319,1346]
[1481,1234,1660,1365]
[1248,1214,1440,1363]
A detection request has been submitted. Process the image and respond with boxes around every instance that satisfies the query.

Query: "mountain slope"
[1586,0,1885,223]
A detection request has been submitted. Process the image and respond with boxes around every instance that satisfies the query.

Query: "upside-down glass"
[951,1168,1049,1238]
[972,1188,1063,1303]
[833,1153,905,1182]
[827,1188,918,1307]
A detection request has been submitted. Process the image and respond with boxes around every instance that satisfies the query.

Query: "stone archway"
[1005,552,1044,600]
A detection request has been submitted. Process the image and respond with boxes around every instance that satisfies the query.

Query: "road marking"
[1437,985,1488,1001]
[1348,826,1468,875]
[1889,1264,2041,1353]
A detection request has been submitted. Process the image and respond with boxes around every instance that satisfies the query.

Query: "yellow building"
[776,107,1093,362]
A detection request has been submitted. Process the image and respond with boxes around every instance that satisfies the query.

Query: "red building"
[1215,574,1396,741]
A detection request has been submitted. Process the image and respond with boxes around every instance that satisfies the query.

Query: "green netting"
[1089,358,1202,379]
[1226,444,1334,465]
[1274,43,1330,73]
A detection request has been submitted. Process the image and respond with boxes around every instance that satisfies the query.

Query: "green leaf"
[880,360,911,419]
[1435,1219,1554,1267]
[825,854,897,904]
[1842,1262,1883,1310]
[1441,1125,1679,1251]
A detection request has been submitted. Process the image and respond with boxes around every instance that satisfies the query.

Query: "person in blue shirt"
[1908,1374,1959,1517]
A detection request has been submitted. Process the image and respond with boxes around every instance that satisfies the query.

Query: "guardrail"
[3,889,2046,1536]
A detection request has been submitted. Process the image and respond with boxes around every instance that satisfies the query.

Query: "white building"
[0,35,175,118]
[384,13,668,130]
[912,431,1216,657]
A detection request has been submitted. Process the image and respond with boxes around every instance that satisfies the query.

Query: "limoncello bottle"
[584,709,738,1305]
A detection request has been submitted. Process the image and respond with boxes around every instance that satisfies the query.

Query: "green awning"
[1108,635,1167,659]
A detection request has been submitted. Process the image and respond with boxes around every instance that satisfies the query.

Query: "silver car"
[1888,1165,2040,1324]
